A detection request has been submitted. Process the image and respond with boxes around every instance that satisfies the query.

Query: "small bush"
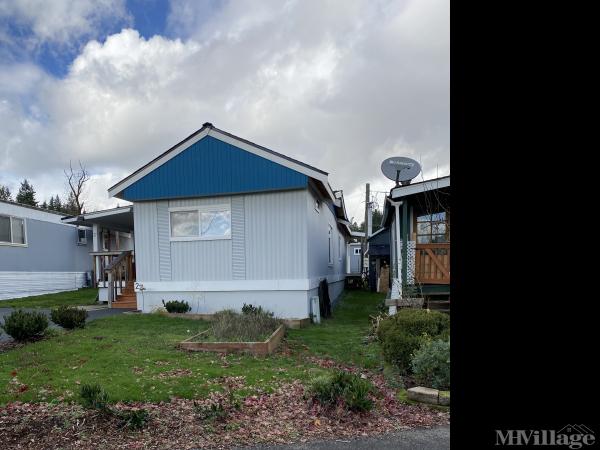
[307,370,374,412]
[194,388,240,422]
[211,308,281,342]
[117,408,149,430]
[1,309,48,341]
[80,383,109,410]
[379,329,423,374]
[377,308,450,340]
[80,383,149,430]
[411,339,450,390]
[241,303,272,316]
[377,309,449,373]
[194,401,228,422]
[50,306,87,329]
[162,299,191,313]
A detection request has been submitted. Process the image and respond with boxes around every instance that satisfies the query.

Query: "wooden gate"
[414,243,450,284]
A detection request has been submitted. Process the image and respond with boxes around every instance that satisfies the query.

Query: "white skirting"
[134,277,347,319]
[0,271,87,301]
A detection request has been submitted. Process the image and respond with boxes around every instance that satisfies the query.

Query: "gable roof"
[108,123,335,201]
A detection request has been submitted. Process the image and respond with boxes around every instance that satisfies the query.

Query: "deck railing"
[414,243,450,284]
[106,250,133,307]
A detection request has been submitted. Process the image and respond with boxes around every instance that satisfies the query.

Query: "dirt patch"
[0,340,23,354]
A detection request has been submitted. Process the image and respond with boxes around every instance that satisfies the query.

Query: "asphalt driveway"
[233,426,450,450]
[0,306,132,342]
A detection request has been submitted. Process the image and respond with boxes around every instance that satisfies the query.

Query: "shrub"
[211,308,281,342]
[80,383,109,410]
[117,409,149,430]
[162,299,191,313]
[377,308,450,340]
[411,339,450,390]
[377,308,449,373]
[1,309,48,341]
[307,370,373,412]
[194,388,240,422]
[50,306,87,329]
[241,303,272,316]
[80,383,149,430]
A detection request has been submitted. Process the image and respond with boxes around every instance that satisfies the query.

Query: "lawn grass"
[0,288,98,308]
[0,290,385,405]
[286,289,384,368]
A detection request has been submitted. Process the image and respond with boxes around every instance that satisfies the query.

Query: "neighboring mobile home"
[380,176,450,311]
[0,200,93,300]
[65,123,354,318]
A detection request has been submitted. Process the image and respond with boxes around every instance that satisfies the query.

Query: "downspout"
[386,197,403,304]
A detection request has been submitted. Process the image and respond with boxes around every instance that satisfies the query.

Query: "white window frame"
[353,247,361,255]
[169,204,232,242]
[328,224,333,266]
[0,214,28,247]
[77,228,88,245]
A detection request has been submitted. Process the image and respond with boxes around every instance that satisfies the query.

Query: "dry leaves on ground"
[0,357,448,449]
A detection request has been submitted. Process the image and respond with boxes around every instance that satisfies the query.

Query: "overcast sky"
[0,0,448,224]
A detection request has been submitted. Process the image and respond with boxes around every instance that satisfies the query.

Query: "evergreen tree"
[15,179,37,206]
[0,184,12,201]
[350,209,384,233]
[48,196,55,210]
[41,200,48,209]
[53,195,62,212]
[63,192,79,215]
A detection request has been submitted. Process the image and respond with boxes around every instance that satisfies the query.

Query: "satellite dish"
[381,157,421,186]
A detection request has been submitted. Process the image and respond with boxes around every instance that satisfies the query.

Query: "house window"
[353,247,361,255]
[0,214,26,246]
[328,225,333,265]
[77,228,87,245]
[170,205,231,240]
[416,212,449,244]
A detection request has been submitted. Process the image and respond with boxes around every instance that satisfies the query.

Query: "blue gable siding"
[121,136,308,201]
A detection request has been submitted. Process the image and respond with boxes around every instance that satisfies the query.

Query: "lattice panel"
[407,240,416,285]
[397,240,416,285]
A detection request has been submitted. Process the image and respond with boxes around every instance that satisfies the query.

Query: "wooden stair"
[112,281,137,309]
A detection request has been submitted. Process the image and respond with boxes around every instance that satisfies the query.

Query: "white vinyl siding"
[133,190,308,283]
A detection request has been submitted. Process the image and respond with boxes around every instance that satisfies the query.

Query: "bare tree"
[64,161,90,215]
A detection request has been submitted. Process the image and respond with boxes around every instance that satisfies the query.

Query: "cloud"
[0,0,448,218]
[0,0,131,49]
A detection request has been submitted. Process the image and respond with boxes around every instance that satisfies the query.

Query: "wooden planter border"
[163,312,310,329]
[179,324,286,356]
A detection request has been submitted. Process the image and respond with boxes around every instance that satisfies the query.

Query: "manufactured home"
[0,200,93,300]
[380,176,450,311]
[64,123,354,318]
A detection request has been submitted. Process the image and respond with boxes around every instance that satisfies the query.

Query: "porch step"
[112,302,137,309]
[112,293,137,309]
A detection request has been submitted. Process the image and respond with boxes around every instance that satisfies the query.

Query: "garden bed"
[179,324,286,355]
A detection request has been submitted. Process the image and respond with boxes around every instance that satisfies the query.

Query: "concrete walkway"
[234,426,450,450]
[0,305,132,342]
